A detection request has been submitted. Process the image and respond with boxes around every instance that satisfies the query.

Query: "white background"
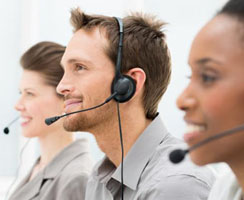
[0,0,229,198]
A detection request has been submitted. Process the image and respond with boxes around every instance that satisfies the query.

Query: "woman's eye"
[201,73,217,84]
[186,74,192,80]
[26,92,34,96]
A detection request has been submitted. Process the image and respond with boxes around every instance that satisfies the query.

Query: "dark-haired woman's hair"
[218,0,244,19]
[217,0,244,46]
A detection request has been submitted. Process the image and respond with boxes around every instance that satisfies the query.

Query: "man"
[57,8,215,199]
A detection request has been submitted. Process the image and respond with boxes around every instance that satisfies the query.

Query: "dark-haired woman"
[177,0,244,199]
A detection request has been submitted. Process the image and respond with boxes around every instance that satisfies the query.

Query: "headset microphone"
[169,123,244,164]
[3,116,20,134]
[45,92,118,126]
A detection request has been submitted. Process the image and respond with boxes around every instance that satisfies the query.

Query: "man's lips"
[64,99,82,113]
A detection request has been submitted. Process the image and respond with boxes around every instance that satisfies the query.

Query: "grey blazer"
[9,138,94,200]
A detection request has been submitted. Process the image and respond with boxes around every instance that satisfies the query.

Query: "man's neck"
[93,107,152,167]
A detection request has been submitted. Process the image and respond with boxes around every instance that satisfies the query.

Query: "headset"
[111,17,136,102]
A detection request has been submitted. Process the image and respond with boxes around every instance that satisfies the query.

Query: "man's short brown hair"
[70,8,171,119]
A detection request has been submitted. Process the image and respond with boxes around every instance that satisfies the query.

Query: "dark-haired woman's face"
[15,70,64,138]
[177,14,244,166]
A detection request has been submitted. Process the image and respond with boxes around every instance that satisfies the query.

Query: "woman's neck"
[38,129,74,166]
[28,128,74,182]
[229,156,244,192]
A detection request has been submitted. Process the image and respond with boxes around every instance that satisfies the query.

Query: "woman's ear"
[126,67,146,98]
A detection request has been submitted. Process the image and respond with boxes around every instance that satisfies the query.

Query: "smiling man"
[56,8,215,200]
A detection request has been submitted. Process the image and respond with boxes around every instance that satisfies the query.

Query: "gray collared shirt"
[85,115,215,200]
[9,138,94,200]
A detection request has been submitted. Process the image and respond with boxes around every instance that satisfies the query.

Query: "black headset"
[111,17,136,103]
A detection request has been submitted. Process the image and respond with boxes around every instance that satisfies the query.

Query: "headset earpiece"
[112,75,136,103]
[112,17,136,103]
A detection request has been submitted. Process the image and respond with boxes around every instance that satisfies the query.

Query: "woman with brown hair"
[9,41,93,200]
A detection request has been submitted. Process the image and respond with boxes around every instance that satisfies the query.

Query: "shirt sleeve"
[56,173,89,200]
[139,174,211,200]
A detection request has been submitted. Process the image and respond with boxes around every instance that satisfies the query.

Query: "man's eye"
[75,64,84,71]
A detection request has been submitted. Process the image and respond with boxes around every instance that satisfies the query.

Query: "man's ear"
[126,67,146,98]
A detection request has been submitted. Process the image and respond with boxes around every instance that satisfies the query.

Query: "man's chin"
[63,117,83,132]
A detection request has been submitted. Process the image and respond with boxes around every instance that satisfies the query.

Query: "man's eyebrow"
[60,58,92,68]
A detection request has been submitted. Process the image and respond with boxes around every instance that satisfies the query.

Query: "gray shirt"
[85,115,215,200]
[9,138,93,200]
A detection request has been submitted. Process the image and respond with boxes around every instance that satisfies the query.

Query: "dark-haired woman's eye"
[201,73,217,84]
[186,74,192,80]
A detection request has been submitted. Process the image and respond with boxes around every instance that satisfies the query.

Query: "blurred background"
[0,0,229,198]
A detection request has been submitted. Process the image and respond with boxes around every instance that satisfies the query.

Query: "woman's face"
[15,70,64,138]
[177,14,244,166]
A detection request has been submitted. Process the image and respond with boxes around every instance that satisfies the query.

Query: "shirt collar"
[43,138,90,179]
[112,115,169,190]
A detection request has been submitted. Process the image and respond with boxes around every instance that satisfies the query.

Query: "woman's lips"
[20,116,32,126]
[184,123,206,143]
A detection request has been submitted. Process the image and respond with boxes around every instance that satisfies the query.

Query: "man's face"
[57,28,117,132]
